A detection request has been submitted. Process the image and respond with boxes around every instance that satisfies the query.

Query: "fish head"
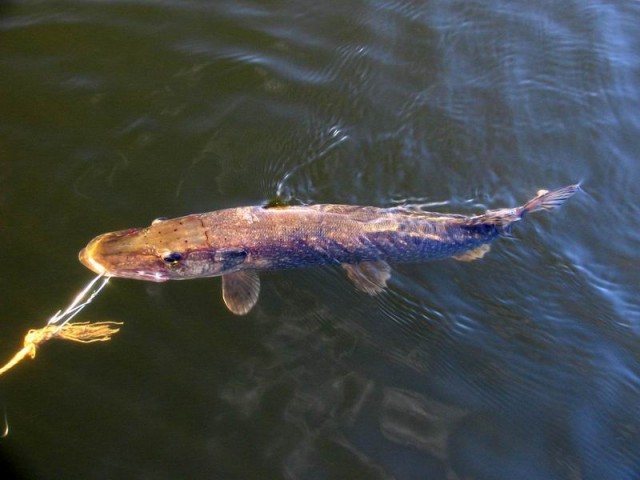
[79,216,246,281]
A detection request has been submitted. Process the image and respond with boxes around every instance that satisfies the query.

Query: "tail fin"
[517,183,580,217]
[469,183,580,232]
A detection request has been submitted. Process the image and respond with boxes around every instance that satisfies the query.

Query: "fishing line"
[47,273,111,329]
[0,274,120,379]
[0,407,8,438]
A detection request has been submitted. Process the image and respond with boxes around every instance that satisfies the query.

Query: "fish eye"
[152,217,168,225]
[162,252,183,265]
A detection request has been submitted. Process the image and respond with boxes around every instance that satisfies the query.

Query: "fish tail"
[470,183,580,232]
[517,183,581,217]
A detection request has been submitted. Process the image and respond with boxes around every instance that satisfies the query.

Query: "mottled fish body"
[79,184,579,314]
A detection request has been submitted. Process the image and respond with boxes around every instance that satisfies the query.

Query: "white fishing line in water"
[47,273,111,328]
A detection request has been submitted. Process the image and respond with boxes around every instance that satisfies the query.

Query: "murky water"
[1,1,639,479]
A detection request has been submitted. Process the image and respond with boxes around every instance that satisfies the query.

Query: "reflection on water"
[1,0,639,479]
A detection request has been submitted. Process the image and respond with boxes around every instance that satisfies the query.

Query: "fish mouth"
[79,249,106,276]
[79,236,108,275]
[79,231,170,282]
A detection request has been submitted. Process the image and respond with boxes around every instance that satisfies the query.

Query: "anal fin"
[222,270,260,315]
[453,244,491,262]
[342,261,391,295]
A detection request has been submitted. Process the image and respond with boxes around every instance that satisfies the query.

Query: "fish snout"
[79,234,108,275]
[78,229,171,282]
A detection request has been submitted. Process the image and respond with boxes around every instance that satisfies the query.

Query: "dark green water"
[1,1,639,479]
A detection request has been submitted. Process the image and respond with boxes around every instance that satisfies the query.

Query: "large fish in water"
[79,184,579,314]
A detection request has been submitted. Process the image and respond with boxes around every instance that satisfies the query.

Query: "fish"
[79,184,579,315]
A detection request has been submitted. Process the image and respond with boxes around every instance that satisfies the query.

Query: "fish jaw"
[79,229,171,282]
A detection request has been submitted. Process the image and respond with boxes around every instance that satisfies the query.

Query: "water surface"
[1,1,639,479]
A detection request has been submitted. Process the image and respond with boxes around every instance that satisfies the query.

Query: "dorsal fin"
[342,261,392,295]
[222,270,260,315]
[262,197,288,209]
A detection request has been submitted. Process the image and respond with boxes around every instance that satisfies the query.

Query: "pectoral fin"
[453,244,491,262]
[222,270,260,315]
[342,261,391,295]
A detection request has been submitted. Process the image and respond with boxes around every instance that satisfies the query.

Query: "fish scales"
[199,206,484,268]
